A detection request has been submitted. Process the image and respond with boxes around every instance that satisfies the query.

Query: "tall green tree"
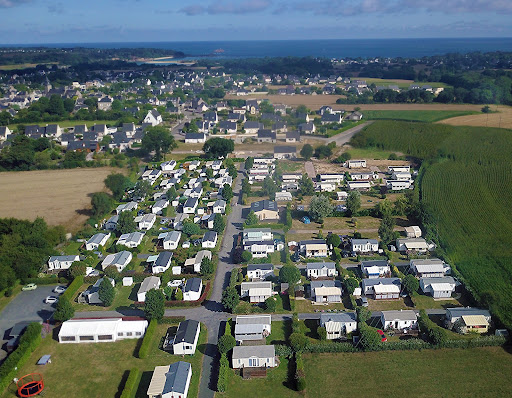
[346,191,361,216]
[299,174,314,196]
[104,173,132,201]
[262,176,278,199]
[213,213,226,233]
[222,184,233,201]
[144,289,165,321]
[91,192,113,217]
[378,214,396,245]
[53,296,75,322]
[309,195,333,221]
[203,137,234,158]
[279,265,301,284]
[200,257,215,277]
[245,210,258,226]
[116,211,137,234]
[142,126,177,161]
[222,286,239,313]
[98,277,115,306]
[300,144,313,160]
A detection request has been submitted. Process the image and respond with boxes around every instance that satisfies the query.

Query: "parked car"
[44,296,58,304]
[182,241,191,249]
[359,297,368,307]
[377,329,387,342]
[22,283,37,291]
[53,286,67,294]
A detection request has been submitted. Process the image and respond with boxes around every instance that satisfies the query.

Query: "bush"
[275,344,293,357]
[218,334,236,354]
[61,275,84,302]
[217,353,229,392]
[144,289,165,321]
[317,326,327,341]
[0,323,42,392]
[402,274,419,295]
[98,277,115,306]
[290,333,309,353]
[295,353,306,391]
[120,368,140,398]
[138,319,157,359]
[229,269,239,287]
[53,296,75,322]
[265,296,277,312]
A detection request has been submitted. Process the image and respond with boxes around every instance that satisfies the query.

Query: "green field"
[363,110,478,123]
[2,323,205,398]
[357,78,450,89]
[304,347,512,398]
[350,120,512,328]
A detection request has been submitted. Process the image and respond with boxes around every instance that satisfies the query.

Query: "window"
[118,333,124,337]
[60,336,75,341]
[126,332,133,336]
[98,335,113,341]
[79,335,94,341]
[135,332,142,336]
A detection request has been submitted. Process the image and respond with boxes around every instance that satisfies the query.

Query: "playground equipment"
[16,373,44,397]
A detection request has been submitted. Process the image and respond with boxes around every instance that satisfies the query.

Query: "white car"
[167,279,185,288]
[53,286,67,294]
[45,296,59,304]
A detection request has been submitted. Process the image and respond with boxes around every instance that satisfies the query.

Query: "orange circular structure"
[16,373,44,397]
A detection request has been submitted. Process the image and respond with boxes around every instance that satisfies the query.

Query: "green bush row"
[120,368,140,398]
[0,323,42,392]
[23,276,69,285]
[216,353,229,392]
[295,353,306,391]
[137,319,157,359]
[61,275,84,302]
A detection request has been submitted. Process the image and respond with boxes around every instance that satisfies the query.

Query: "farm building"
[235,315,272,342]
[172,320,200,355]
[58,318,148,343]
[232,345,277,369]
[320,312,357,339]
[147,361,192,398]
[380,310,418,331]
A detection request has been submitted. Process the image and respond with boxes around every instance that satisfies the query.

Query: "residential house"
[285,130,301,143]
[116,201,138,215]
[275,191,293,201]
[410,258,450,278]
[404,226,422,238]
[244,238,275,258]
[387,180,412,190]
[247,264,274,280]
[420,276,457,298]
[144,109,163,126]
[58,318,148,344]
[85,232,111,251]
[117,232,145,248]
[361,278,401,299]
[152,199,169,215]
[137,276,161,302]
[243,228,273,242]
[185,132,206,144]
[257,129,277,143]
[0,126,12,141]
[172,320,200,355]
[300,239,329,258]
[347,181,372,191]
[445,307,492,329]
[310,280,343,303]
[271,121,287,133]
[235,315,272,342]
[232,345,277,369]
[98,96,113,111]
[351,239,379,254]
[184,250,212,273]
[183,278,203,301]
[142,169,162,184]
[315,181,336,193]
[346,111,363,121]
[218,121,237,134]
[47,255,80,271]
[395,238,429,253]
[240,281,273,303]
[299,122,315,134]
[135,213,157,230]
[101,251,132,272]
[306,262,337,279]
[183,197,199,214]
[212,199,226,214]
[161,160,177,172]
[273,145,297,159]
[244,121,263,134]
[201,231,218,249]
[152,252,173,274]
[159,231,182,250]
[203,111,218,125]
[320,312,357,339]
[250,200,279,221]
[360,260,390,279]
[381,310,418,331]
[347,159,367,168]
[321,113,342,124]
[147,361,192,398]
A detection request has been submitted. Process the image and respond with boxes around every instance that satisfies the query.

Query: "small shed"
[172,266,182,275]
[122,277,133,287]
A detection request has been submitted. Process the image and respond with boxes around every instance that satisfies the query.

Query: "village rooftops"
[381,310,417,322]
[247,263,274,272]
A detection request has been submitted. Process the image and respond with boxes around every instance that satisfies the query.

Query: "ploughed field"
[350,120,512,328]
[0,168,118,232]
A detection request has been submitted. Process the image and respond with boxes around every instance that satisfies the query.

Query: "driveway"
[0,285,61,361]
[320,121,372,146]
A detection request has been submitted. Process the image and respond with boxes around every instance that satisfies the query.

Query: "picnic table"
[37,355,51,365]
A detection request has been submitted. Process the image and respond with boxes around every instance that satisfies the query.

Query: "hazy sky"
[1,0,511,44]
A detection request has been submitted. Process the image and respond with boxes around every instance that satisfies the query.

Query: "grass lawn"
[72,284,137,312]
[367,297,410,312]
[61,241,83,255]
[276,160,304,174]
[343,146,404,160]
[222,356,300,398]
[410,293,466,310]
[325,121,365,137]
[357,78,450,89]
[2,323,206,398]
[294,299,346,313]
[304,347,512,398]
[266,320,291,345]
[363,110,478,123]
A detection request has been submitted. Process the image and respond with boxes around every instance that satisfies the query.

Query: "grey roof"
[320,312,357,324]
[361,277,401,289]
[203,231,217,243]
[163,361,191,395]
[184,197,198,208]
[232,345,275,360]
[87,233,108,245]
[247,263,274,272]
[138,276,160,293]
[381,310,417,322]
[174,320,200,345]
[360,260,389,269]
[307,262,336,270]
[219,121,237,130]
[235,315,272,325]
[257,129,276,139]
[300,239,327,246]
[155,251,173,267]
[119,231,143,242]
[250,200,277,212]
[185,132,205,140]
[286,130,300,140]
[310,280,342,289]
[274,145,296,154]
[352,238,379,245]
[446,307,491,319]
[244,121,263,129]
[184,278,202,293]
[49,255,78,262]
[107,251,131,266]
[420,276,456,285]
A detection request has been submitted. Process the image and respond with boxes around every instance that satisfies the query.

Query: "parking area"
[0,285,62,361]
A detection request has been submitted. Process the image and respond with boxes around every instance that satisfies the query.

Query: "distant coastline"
[3,38,512,59]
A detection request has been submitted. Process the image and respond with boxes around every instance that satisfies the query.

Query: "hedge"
[275,344,293,357]
[61,275,84,302]
[0,323,42,392]
[295,353,306,391]
[138,319,157,359]
[120,368,140,398]
[216,353,229,392]
[23,276,69,285]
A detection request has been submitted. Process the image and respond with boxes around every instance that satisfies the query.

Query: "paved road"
[319,121,373,146]
[0,285,62,361]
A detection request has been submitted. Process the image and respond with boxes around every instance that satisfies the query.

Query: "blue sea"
[3,38,512,59]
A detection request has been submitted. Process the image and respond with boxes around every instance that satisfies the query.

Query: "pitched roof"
[247,263,274,271]
[184,277,202,293]
[174,320,200,345]
[250,200,278,212]
[320,312,357,324]
[163,361,191,395]
[232,345,275,360]
[381,310,417,322]
[274,145,296,154]
[307,262,335,270]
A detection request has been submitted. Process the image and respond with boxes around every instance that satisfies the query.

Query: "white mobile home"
[381,310,418,331]
[235,314,272,342]
[320,312,357,339]
[58,318,148,343]
[48,255,80,271]
[147,361,192,398]
[172,320,200,355]
[137,276,161,302]
[232,345,277,369]
[240,281,273,303]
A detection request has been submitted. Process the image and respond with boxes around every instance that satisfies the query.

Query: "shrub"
[402,274,419,295]
[358,323,382,351]
[279,265,301,284]
[295,353,306,391]
[290,333,309,353]
[218,334,236,354]
[53,296,75,322]
[222,286,240,313]
[138,319,157,359]
[317,326,327,341]
[275,344,294,357]
[265,296,277,312]
[120,368,140,398]
[98,277,115,306]
[61,275,84,302]
[144,289,165,321]
[217,353,229,392]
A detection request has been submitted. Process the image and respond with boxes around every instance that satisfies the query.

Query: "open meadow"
[0,168,122,232]
[438,105,512,129]
[350,120,512,328]
[304,347,512,398]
